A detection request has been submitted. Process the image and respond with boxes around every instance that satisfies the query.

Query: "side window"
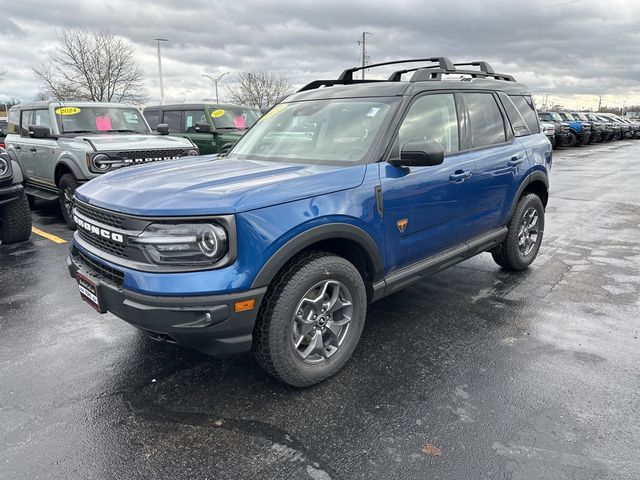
[163,110,183,133]
[184,110,208,132]
[144,110,160,131]
[498,92,529,137]
[20,111,33,136]
[509,95,540,134]
[464,93,506,148]
[7,109,20,134]
[398,93,459,154]
[33,109,53,130]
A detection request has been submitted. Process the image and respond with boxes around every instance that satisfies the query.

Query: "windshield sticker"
[366,107,381,117]
[260,104,287,121]
[123,111,140,124]
[233,115,246,129]
[211,109,226,118]
[95,115,112,131]
[55,107,81,116]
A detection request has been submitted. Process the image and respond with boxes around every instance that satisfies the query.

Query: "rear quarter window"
[7,109,20,134]
[498,92,529,137]
[510,95,540,134]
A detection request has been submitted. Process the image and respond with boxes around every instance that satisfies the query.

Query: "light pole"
[154,38,169,105]
[202,72,230,104]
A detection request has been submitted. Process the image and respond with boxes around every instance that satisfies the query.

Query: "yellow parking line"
[31,226,67,244]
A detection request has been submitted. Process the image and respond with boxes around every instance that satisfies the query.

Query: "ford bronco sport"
[67,58,551,387]
[3,102,198,228]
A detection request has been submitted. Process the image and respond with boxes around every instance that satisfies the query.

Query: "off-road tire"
[492,194,545,271]
[0,191,32,244]
[27,194,36,208]
[58,174,78,229]
[253,251,367,387]
[566,131,578,147]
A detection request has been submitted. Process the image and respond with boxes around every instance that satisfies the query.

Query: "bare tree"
[33,30,148,104]
[226,71,293,110]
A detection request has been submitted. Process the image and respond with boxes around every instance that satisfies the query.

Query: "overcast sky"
[1,0,639,110]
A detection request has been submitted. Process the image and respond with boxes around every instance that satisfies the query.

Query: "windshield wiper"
[106,129,140,133]
[62,130,96,134]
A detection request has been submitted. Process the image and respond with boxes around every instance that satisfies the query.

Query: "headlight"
[91,153,111,171]
[0,156,10,178]
[187,149,198,156]
[133,223,228,266]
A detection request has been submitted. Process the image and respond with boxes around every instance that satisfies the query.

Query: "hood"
[72,133,194,151]
[75,156,367,216]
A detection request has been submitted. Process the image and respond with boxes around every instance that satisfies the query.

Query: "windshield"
[559,112,575,121]
[230,98,398,164]
[55,106,150,134]
[548,112,563,122]
[208,106,261,130]
[573,113,588,121]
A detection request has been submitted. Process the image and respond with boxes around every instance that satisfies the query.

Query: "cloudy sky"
[1,0,639,110]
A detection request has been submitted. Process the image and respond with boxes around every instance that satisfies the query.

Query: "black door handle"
[29,147,37,153]
[14,145,21,150]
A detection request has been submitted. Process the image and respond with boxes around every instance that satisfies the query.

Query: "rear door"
[380,92,477,272]
[462,92,529,237]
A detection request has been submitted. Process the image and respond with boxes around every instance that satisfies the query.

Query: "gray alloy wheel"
[517,207,540,257]
[291,279,354,364]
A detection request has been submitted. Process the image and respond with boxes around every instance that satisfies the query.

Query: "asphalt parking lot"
[1,141,639,480]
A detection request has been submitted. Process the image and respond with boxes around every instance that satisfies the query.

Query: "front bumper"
[555,132,571,145]
[67,247,267,357]
[0,183,23,206]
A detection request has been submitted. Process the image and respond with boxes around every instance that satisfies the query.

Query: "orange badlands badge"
[396,218,408,233]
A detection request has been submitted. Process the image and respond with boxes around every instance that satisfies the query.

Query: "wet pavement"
[1,141,639,480]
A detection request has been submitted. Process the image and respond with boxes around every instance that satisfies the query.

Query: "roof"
[144,103,259,111]
[9,101,136,110]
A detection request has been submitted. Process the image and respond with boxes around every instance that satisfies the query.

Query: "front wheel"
[0,191,32,244]
[58,173,79,229]
[492,194,545,271]
[253,252,367,387]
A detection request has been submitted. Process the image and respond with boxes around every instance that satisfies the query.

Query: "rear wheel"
[253,251,367,387]
[58,173,78,229]
[492,194,545,271]
[0,191,32,244]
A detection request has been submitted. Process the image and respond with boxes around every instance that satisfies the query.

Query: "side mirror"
[195,122,214,133]
[29,125,53,139]
[156,123,169,135]
[389,140,445,167]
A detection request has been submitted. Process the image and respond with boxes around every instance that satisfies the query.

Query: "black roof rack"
[298,57,515,92]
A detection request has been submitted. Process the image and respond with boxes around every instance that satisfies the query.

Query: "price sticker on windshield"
[260,104,287,121]
[211,109,226,118]
[55,107,81,116]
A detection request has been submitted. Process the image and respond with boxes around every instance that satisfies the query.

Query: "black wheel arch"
[509,170,549,218]
[54,159,83,186]
[251,223,384,298]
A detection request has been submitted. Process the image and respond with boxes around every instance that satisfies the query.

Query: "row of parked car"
[0,101,261,242]
[539,111,640,148]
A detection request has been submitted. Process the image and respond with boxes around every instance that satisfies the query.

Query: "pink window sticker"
[95,115,112,131]
[233,115,246,129]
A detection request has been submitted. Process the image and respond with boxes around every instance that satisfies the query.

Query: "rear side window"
[7,109,19,134]
[163,111,182,133]
[464,93,506,148]
[510,95,540,134]
[398,93,459,154]
[144,110,160,131]
[498,92,529,137]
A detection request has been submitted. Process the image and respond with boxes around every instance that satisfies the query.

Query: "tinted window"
[184,110,208,132]
[498,92,529,136]
[398,93,459,154]
[144,110,160,131]
[510,95,540,134]
[7,109,19,134]
[465,93,506,148]
[163,111,182,133]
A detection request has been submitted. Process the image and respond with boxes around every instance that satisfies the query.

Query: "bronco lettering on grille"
[74,215,124,243]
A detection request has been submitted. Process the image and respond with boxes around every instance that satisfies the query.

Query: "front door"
[379,92,477,274]
[183,109,216,154]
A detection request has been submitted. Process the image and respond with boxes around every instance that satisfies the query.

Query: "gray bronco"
[3,101,198,227]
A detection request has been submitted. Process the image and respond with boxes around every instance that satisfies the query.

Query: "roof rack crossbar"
[410,66,515,82]
[453,61,495,74]
[338,57,454,82]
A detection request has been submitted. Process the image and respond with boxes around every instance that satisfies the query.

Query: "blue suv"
[67,58,551,386]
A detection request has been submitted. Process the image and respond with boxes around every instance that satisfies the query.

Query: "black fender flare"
[509,170,549,218]
[251,223,384,288]
[6,149,25,184]
[54,158,84,185]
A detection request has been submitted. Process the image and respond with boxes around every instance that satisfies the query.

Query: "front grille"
[109,149,190,165]
[73,247,124,287]
[77,228,128,257]
[74,201,125,229]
